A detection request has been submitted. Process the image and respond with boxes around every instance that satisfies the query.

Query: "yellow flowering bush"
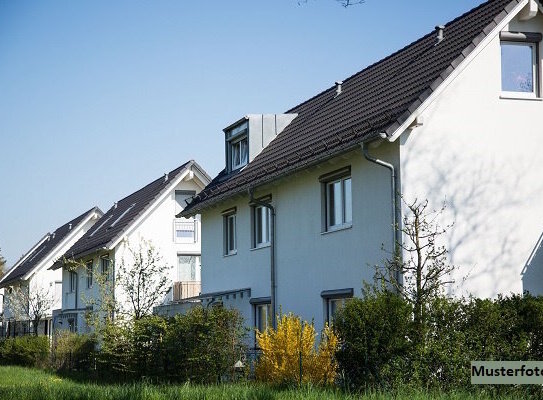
[255,313,338,386]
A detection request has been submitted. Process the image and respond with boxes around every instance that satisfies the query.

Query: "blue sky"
[0,0,483,267]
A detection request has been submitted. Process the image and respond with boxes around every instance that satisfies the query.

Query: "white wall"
[61,173,205,331]
[400,11,543,298]
[202,144,397,330]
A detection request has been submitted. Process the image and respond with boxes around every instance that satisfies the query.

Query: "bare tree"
[6,282,54,336]
[0,248,6,279]
[376,197,455,338]
[117,240,171,320]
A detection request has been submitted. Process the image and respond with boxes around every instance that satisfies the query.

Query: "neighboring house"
[179,0,543,337]
[0,208,103,337]
[51,160,210,333]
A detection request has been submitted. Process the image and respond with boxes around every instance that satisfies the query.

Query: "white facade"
[201,144,397,334]
[58,166,209,333]
[2,209,101,336]
[197,1,543,337]
[398,8,543,298]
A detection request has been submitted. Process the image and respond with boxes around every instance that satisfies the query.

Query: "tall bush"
[334,290,412,389]
[51,331,96,371]
[255,313,339,386]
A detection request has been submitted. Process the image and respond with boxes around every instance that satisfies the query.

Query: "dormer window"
[226,121,249,172]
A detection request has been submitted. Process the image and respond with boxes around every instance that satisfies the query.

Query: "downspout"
[248,189,277,329]
[362,141,401,284]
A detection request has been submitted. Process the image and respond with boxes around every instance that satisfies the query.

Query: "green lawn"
[0,366,533,400]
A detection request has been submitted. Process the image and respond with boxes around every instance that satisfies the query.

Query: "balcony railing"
[173,218,199,244]
[173,281,201,301]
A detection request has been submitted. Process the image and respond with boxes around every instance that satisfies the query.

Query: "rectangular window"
[177,255,201,281]
[322,288,353,325]
[226,121,249,172]
[223,211,237,255]
[252,203,271,248]
[101,257,110,281]
[69,271,77,293]
[322,170,352,231]
[255,303,272,333]
[501,41,537,95]
[86,261,93,289]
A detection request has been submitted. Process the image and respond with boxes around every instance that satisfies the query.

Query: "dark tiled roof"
[181,0,520,216]
[61,160,202,261]
[0,207,101,287]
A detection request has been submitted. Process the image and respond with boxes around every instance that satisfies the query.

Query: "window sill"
[250,243,271,251]
[321,223,353,235]
[223,251,238,258]
[499,94,542,101]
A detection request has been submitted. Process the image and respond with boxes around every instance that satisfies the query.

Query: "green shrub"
[163,305,247,383]
[334,290,412,389]
[96,306,246,383]
[335,292,543,392]
[51,331,96,371]
[0,336,49,368]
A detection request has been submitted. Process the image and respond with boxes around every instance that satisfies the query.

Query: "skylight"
[109,203,136,228]
[88,215,112,237]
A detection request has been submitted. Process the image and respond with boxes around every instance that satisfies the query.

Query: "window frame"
[223,209,237,256]
[250,296,272,346]
[499,32,542,99]
[100,257,110,281]
[251,196,272,249]
[320,167,353,232]
[69,271,77,293]
[176,254,201,282]
[225,121,249,172]
[86,260,93,289]
[321,288,353,325]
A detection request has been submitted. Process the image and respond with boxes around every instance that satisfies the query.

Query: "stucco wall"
[400,11,543,298]
[202,144,398,330]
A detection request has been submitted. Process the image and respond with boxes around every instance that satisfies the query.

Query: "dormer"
[224,113,297,173]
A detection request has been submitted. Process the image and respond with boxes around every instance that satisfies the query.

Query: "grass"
[0,366,538,400]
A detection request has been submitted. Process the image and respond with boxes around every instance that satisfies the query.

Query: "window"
[254,302,271,333]
[252,202,271,248]
[501,42,537,95]
[500,31,542,98]
[321,168,352,231]
[101,257,110,281]
[322,288,353,324]
[177,255,200,281]
[69,271,77,293]
[226,121,249,172]
[223,210,237,255]
[86,261,93,289]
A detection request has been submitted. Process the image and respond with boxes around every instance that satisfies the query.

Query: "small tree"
[376,197,455,340]
[117,240,171,320]
[6,282,54,336]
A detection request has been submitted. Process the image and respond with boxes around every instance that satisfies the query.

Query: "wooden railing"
[173,281,201,301]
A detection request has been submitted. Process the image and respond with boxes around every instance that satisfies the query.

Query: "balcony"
[173,218,199,244]
[172,281,201,301]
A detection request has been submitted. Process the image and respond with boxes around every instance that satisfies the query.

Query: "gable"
[181,0,528,217]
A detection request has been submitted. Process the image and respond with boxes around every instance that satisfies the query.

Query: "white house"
[52,160,210,333]
[179,0,543,338]
[0,208,103,336]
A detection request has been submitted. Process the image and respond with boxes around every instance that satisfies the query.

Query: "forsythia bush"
[255,313,338,386]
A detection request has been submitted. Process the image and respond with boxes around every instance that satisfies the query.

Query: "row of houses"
[2,0,543,340]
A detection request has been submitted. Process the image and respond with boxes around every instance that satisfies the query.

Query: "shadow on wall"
[401,133,543,297]
[522,232,543,296]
